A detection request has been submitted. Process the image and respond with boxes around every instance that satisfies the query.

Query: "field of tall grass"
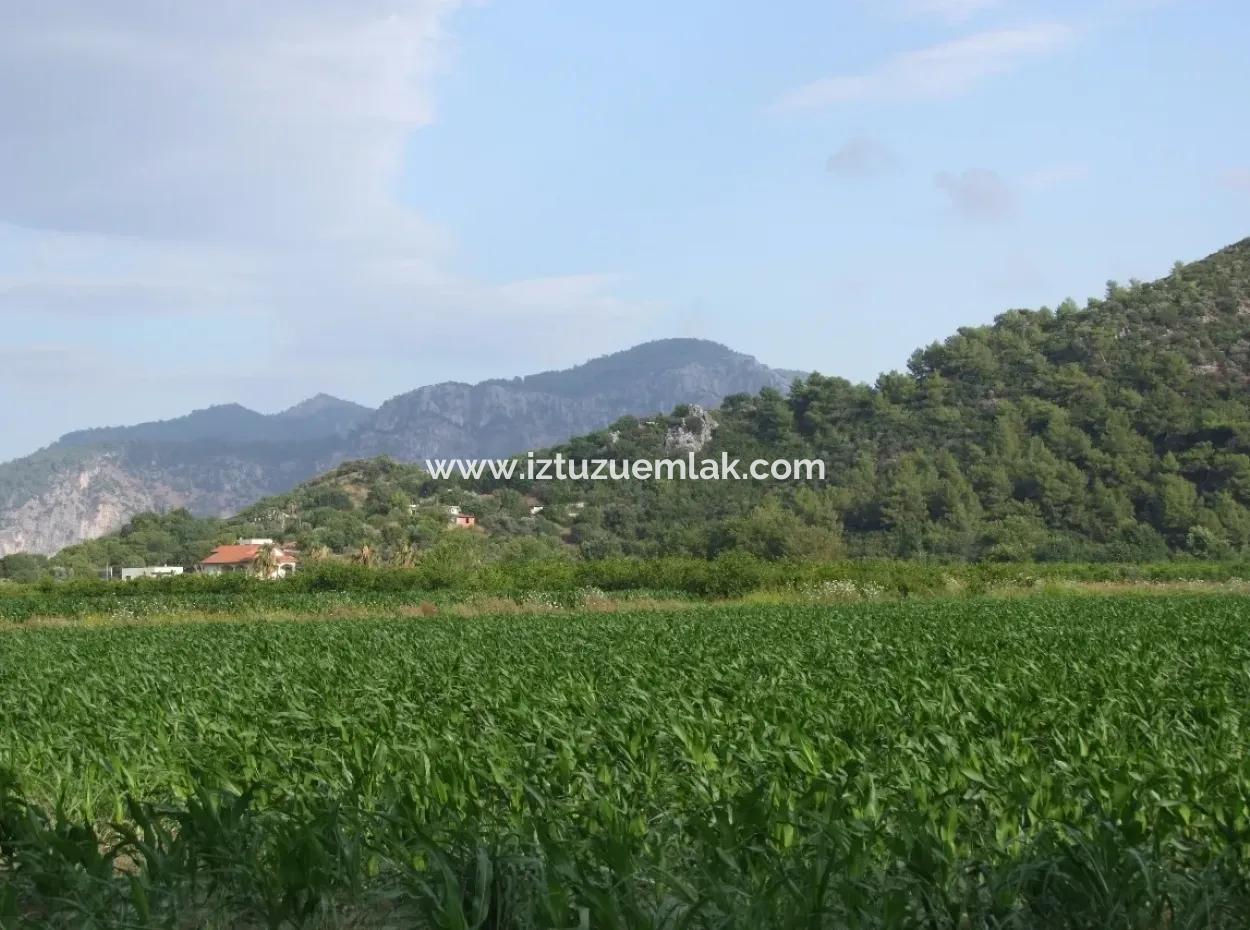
[3,595,1250,927]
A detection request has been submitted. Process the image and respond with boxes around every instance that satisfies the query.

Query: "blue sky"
[1,0,1248,461]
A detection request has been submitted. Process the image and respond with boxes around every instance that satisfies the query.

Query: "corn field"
[2,595,1249,928]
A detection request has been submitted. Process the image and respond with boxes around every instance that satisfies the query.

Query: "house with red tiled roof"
[199,539,299,579]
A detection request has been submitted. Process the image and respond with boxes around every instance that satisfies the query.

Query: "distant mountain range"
[0,340,801,554]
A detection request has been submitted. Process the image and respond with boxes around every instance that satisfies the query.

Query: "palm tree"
[253,544,279,580]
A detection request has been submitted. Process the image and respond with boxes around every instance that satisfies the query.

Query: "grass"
[4,570,1250,631]
[2,595,1250,927]
[4,555,1250,625]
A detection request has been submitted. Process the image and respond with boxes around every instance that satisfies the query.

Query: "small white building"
[101,566,185,581]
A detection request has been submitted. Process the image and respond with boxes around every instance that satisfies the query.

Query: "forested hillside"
[19,237,1250,576]
[543,238,1250,562]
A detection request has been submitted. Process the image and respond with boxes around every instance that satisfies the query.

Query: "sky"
[1,0,1248,462]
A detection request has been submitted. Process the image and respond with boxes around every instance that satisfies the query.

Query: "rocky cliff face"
[0,442,337,556]
[352,347,789,460]
[0,457,162,556]
[0,340,800,554]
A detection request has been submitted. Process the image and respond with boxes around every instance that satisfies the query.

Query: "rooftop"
[201,544,297,566]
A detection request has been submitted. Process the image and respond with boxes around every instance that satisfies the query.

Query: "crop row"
[2,596,1250,927]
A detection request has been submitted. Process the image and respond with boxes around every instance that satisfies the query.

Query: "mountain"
[275,394,376,437]
[56,396,373,448]
[0,340,798,555]
[350,339,796,460]
[39,236,1250,574]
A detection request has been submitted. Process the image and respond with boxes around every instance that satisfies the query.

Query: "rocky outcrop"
[0,443,336,556]
[664,406,718,454]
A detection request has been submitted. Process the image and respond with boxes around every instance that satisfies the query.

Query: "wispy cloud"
[899,0,1004,22]
[775,24,1074,109]
[935,169,1016,222]
[826,137,900,178]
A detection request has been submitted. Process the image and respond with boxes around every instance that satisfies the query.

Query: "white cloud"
[899,0,1004,21]
[0,6,656,321]
[0,2,458,246]
[775,24,1074,109]
[826,137,900,178]
[0,2,660,458]
[935,169,1016,221]
[0,226,264,318]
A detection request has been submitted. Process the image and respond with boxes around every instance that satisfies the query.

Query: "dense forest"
[8,237,1249,578]
[539,238,1250,563]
